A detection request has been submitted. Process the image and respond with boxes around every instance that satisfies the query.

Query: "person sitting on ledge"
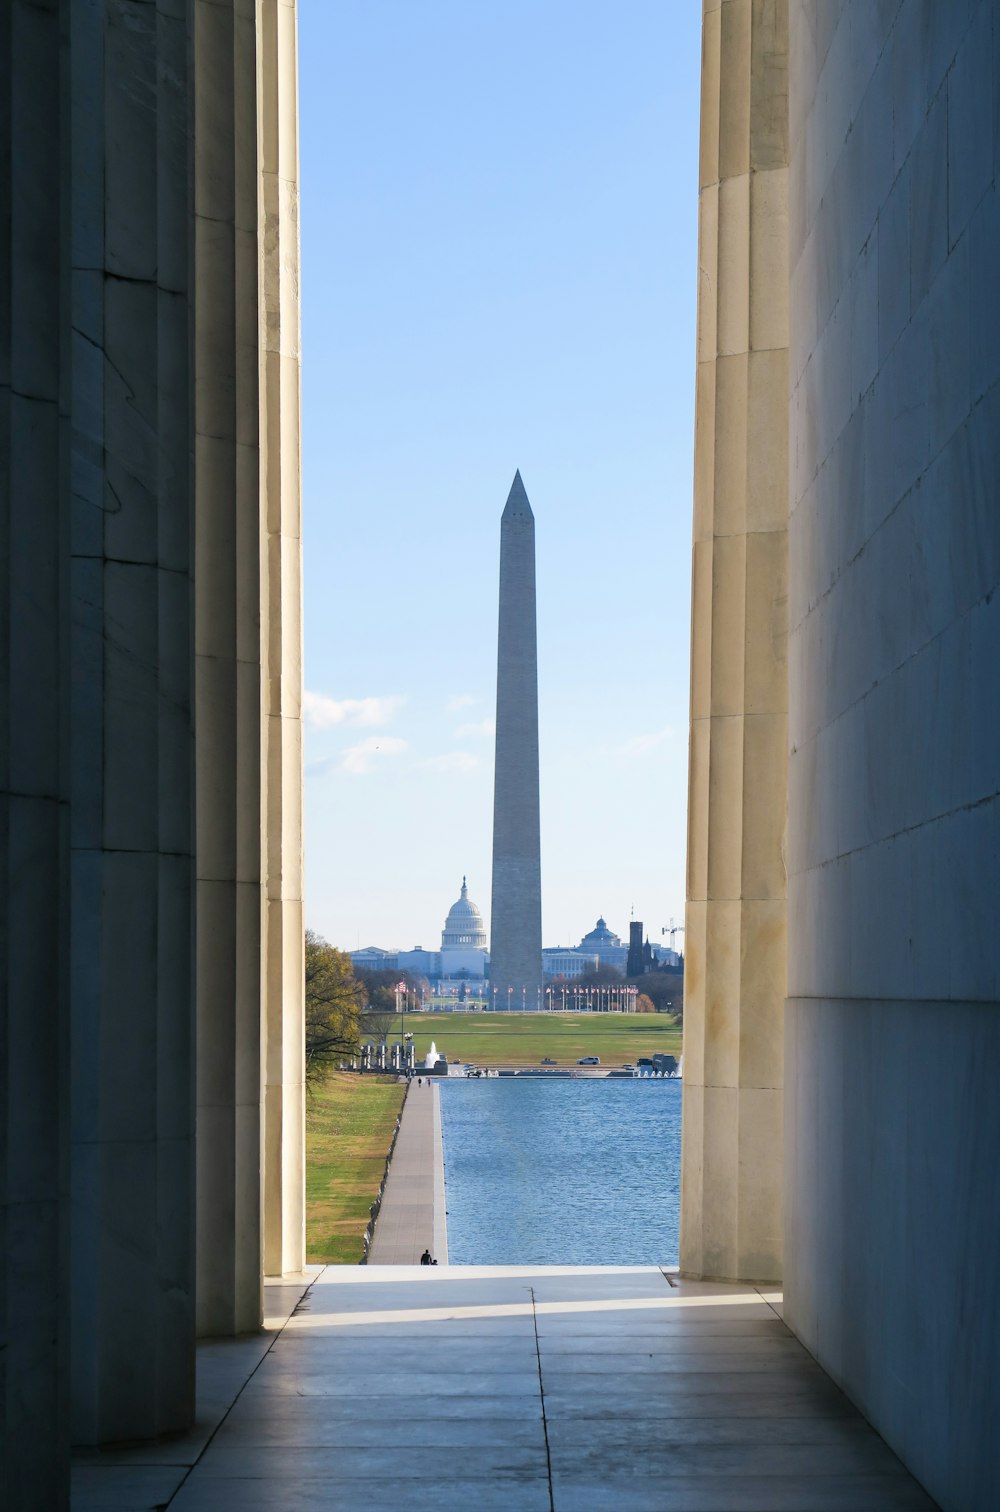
[420,1249,433,1265]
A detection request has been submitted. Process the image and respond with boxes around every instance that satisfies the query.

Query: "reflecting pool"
[439,1077,681,1265]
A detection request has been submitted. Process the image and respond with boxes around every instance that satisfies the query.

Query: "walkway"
[367,1078,448,1264]
[73,1268,937,1511]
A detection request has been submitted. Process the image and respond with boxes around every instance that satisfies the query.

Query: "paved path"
[366,1078,448,1265]
[73,1268,938,1511]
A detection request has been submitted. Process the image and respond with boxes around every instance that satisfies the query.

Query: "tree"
[305,930,364,1082]
[635,970,684,1017]
[360,1005,397,1048]
[635,993,656,1013]
[354,968,397,1015]
[577,963,626,987]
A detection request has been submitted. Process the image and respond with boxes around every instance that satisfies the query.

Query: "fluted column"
[68,0,197,1442]
[259,0,306,1278]
[680,0,789,1283]
[0,2,70,1502]
[194,0,266,1339]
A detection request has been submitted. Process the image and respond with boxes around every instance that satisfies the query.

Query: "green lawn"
[394,1011,682,1067]
[306,1071,406,1264]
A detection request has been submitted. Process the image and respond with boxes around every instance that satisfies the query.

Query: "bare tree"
[305,930,364,1082]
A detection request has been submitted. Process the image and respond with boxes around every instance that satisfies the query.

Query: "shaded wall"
[0,2,69,1503]
[785,2,1000,1506]
[67,0,197,1445]
[0,0,305,1498]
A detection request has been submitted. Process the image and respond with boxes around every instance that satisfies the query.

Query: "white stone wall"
[785,3,1000,1505]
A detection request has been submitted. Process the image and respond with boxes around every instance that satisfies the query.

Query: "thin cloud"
[305,755,338,779]
[454,718,495,740]
[420,751,480,773]
[446,694,477,712]
[339,737,408,775]
[303,691,404,729]
[602,727,676,758]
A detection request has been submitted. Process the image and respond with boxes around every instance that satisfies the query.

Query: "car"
[576,1055,600,1065]
[541,1057,556,1065]
[622,1064,636,1072]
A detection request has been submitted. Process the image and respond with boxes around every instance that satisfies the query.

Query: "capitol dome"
[579,916,621,951]
[441,877,487,950]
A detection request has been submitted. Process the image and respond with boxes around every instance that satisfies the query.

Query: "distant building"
[349,896,678,988]
[653,945,681,968]
[439,877,488,979]
[542,948,600,980]
[397,948,439,977]
[626,921,656,977]
[577,916,629,971]
[349,877,489,983]
[351,946,398,973]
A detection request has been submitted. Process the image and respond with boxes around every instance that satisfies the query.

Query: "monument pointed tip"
[502,469,533,521]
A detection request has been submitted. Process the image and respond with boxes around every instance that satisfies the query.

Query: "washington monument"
[490,471,543,1008]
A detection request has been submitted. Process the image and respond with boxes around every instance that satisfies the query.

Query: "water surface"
[439,1078,681,1265]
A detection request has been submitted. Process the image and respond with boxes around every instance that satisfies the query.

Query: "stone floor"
[72,1266,938,1511]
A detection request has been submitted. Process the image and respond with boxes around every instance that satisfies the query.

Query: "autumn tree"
[305,930,364,1082]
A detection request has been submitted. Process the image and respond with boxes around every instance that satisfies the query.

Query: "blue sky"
[299,1,700,953]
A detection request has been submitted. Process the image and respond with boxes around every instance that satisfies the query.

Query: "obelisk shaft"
[490,471,542,1008]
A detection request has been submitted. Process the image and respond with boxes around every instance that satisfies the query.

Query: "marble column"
[67,0,197,1443]
[680,0,789,1283]
[259,0,306,1279]
[0,2,70,1503]
[1,0,308,1491]
[490,472,543,1006]
[193,0,266,1340]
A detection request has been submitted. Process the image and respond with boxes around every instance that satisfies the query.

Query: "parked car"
[576,1055,600,1065]
[541,1057,556,1065]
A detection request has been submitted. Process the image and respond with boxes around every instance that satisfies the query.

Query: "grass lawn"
[306,1071,406,1264]
[393,1011,682,1067]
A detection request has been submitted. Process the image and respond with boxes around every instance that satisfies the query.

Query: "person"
[420,1248,433,1266]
